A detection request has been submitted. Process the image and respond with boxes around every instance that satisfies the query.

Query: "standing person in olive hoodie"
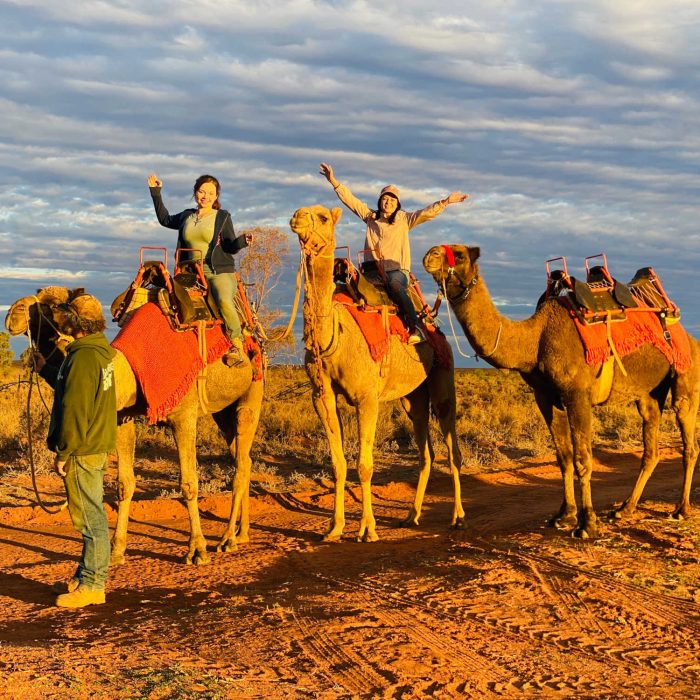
[34,295,117,608]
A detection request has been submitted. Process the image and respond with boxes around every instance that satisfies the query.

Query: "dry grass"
[0,363,696,499]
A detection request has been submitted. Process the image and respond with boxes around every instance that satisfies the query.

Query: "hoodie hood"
[68,333,116,362]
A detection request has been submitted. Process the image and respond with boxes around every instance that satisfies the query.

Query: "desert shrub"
[0,333,13,373]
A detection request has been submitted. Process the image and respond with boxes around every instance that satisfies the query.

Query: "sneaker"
[222,339,245,367]
[407,329,424,345]
[55,586,106,608]
[52,577,79,594]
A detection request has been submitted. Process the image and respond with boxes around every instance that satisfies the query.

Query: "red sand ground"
[0,448,699,699]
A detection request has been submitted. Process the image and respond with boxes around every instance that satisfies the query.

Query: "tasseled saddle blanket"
[333,292,452,369]
[563,300,692,373]
[112,302,231,423]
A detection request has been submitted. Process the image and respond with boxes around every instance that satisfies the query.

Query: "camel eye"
[318,215,327,223]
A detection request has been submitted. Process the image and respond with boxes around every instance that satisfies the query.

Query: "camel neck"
[454,276,541,372]
[301,249,336,351]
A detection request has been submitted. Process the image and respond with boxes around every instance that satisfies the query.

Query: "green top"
[181,211,216,267]
[41,333,117,461]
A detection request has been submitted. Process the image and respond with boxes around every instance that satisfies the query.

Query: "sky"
[1,0,699,366]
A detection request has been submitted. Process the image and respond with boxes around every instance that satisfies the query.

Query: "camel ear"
[469,247,480,264]
[330,207,342,226]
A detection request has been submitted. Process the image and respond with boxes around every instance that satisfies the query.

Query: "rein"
[258,249,306,344]
[438,248,502,361]
[22,299,68,514]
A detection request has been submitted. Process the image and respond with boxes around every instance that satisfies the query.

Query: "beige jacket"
[333,183,448,273]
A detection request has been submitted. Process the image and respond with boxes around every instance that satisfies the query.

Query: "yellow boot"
[55,586,106,608]
[222,337,245,367]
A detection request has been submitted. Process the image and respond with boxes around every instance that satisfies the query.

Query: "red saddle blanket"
[564,301,692,373]
[112,302,231,424]
[333,292,452,369]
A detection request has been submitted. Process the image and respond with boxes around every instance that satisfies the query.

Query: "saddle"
[539,254,681,327]
[112,247,250,333]
[332,255,436,327]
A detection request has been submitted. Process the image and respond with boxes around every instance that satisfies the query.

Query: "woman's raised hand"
[147,173,163,188]
[319,162,338,187]
[446,192,469,205]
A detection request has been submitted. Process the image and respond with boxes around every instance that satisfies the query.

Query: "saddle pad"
[112,302,231,424]
[563,300,692,373]
[334,292,408,361]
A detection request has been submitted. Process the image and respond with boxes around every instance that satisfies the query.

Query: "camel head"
[423,244,481,302]
[289,205,342,256]
[5,286,98,368]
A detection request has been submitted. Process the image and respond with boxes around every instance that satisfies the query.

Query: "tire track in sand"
[288,607,389,696]
[313,572,601,696]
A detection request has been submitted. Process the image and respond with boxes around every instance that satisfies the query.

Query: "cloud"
[0,0,699,361]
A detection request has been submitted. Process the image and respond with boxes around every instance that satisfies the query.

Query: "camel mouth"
[422,247,447,282]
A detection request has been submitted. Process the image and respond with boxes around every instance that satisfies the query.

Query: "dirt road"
[1,448,699,699]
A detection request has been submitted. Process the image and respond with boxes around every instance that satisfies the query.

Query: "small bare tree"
[238,226,295,359]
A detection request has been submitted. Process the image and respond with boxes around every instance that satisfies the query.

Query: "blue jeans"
[206,271,242,341]
[64,453,110,591]
[385,269,418,330]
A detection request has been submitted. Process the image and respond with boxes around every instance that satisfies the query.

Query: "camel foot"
[670,508,688,521]
[547,514,577,530]
[357,530,379,543]
[451,516,467,530]
[608,499,635,521]
[398,514,420,528]
[216,540,238,553]
[185,549,211,566]
[572,523,598,539]
[110,552,126,566]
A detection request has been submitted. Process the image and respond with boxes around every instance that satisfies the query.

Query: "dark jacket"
[149,187,248,273]
[41,333,117,462]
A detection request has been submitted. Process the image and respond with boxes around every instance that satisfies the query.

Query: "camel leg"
[566,394,598,538]
[170,410,210,565]
[434,387,465,529]
[356,395,380,542]
[670,379,700,519]
[111,419,136,566]
[533,391,578,530]
[611,393,664,520]
[397,385,433,527]
[312,384,348,541]
[216,380,264,551]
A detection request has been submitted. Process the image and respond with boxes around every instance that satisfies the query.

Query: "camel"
[289,205,463,542]
[423,245,700,538]
[6,287,264,564]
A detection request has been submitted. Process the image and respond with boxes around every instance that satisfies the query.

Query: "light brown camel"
[289,205,463,541]
[423,245,700,538]
[6,287,264,564]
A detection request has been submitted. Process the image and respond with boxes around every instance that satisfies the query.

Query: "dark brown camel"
[423,245,700,538]
[6,287,264,564]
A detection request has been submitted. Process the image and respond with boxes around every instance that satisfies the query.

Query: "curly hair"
[56,305,106,336]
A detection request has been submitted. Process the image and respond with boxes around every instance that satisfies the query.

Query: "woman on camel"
[319,162,468,344]
[147,173,250,366]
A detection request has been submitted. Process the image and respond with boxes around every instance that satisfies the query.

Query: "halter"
[296,210,335,259]
[438,245,479,304]
[436,246,501,361]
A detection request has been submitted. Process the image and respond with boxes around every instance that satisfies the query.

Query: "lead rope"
[256,251,305,343]
[440,279,502,361]
[23,301,67,514]
[195,320,211,413]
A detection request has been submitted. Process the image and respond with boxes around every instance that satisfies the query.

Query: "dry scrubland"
[0,363,691,503]
[2,364,700,699]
